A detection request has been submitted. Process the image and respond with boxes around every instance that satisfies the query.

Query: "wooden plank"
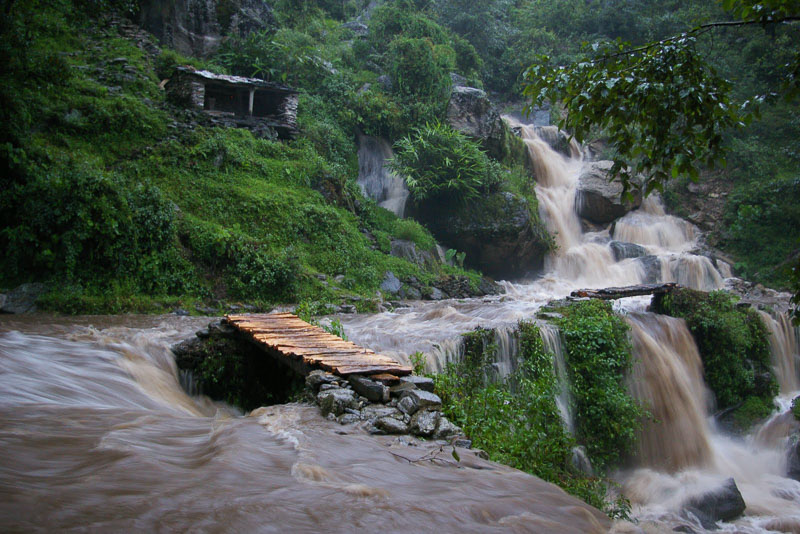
[224,313,412,377]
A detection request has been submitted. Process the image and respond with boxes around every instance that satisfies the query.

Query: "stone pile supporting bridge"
[225,312,413,379]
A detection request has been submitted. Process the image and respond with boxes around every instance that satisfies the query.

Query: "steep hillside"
[0,1,511,314]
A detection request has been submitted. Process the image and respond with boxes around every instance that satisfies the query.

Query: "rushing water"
[356,132,409,217]
[339,119,800,532]
[621,311,800,533]
[0,315,610,532]
[3,120,799,531]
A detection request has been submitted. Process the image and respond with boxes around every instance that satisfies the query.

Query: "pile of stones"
[305,370,470,446]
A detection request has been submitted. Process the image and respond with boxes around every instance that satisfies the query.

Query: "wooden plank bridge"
[225,312,412,377]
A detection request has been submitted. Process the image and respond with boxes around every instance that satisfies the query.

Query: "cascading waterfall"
[758,310,800,393]
[621,310,800,532]
[539,323,575,433]
[626,313,714,471]
[335,119,800,531]
[356,132,409,217]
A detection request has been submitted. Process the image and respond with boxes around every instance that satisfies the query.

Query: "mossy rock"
[409,191,550,279]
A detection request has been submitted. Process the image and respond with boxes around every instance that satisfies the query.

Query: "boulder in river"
[610,241,647,261]
[380,271,402,294]
[576,161,642,224]
[682,478,746,529]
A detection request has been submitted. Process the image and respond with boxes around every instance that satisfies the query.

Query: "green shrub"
[392,219,436,250]
[390,122,503,202]
[368,4,451,52]
[387,37,452,100]
[652,288,778,411]
[557,300,645,471]
[723,175,800,288]
[229,245,299,302]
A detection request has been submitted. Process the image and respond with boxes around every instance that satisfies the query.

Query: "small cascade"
[613,196,697,251]
[356,132,409,217]
[626,313,714,471]
[492,325,519,378]
[540,323,575,433]
[757,310,800,393]
[660,254,725,291]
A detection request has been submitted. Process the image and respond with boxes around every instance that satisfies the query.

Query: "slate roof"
[175,66,297,93]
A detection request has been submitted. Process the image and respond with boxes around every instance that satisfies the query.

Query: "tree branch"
[586,16,800,64]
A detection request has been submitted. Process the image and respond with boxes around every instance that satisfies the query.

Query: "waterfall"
[626,313,714,471]
[613,196,697,252]
[356,132,409,217]
[757,310,800,393]
[540,323,575,433]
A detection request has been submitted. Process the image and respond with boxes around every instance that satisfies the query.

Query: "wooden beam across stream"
[569,282,680,300]
[224,312,413,377]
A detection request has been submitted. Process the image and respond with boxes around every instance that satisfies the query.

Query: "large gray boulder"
[445,86,528,164]
[446,86,503,143]
[535,126,574,158]
[380,271,402,294]
[636,255,663,284]
[683,478,746,529]
[576,161,642,224]
[389,239,444,268]
[409,191,550,279]
[0,283,47,314]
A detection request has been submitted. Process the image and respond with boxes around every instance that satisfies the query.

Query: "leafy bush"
[229,245,299,302]
[557,300,645,470]
[387,37,453,100]
[390,122,503,202]
[652,288,778,410]
[392,218,436,250]
[368,4,451,52]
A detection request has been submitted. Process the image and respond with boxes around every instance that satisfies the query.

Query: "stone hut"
[166,66,299,138]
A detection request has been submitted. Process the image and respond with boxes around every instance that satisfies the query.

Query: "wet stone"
[317,388,358,417]
[361,405,399,421]
[389,381,418,398]
[337,413,361,425]
[306,370,338,392]
[319,383,339,391]
[410,410,440,437]
[400,375,435,393]
[453,438,472,449]
[401,389,441,411]
[397,395,419,416]
[348,375,390,403]
[375,416,408,434]
[433,416,461,440]
[683,477,746,529]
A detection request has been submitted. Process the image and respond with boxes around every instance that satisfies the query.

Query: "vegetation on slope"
[0,0,488,313]
[436,302,645,516]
